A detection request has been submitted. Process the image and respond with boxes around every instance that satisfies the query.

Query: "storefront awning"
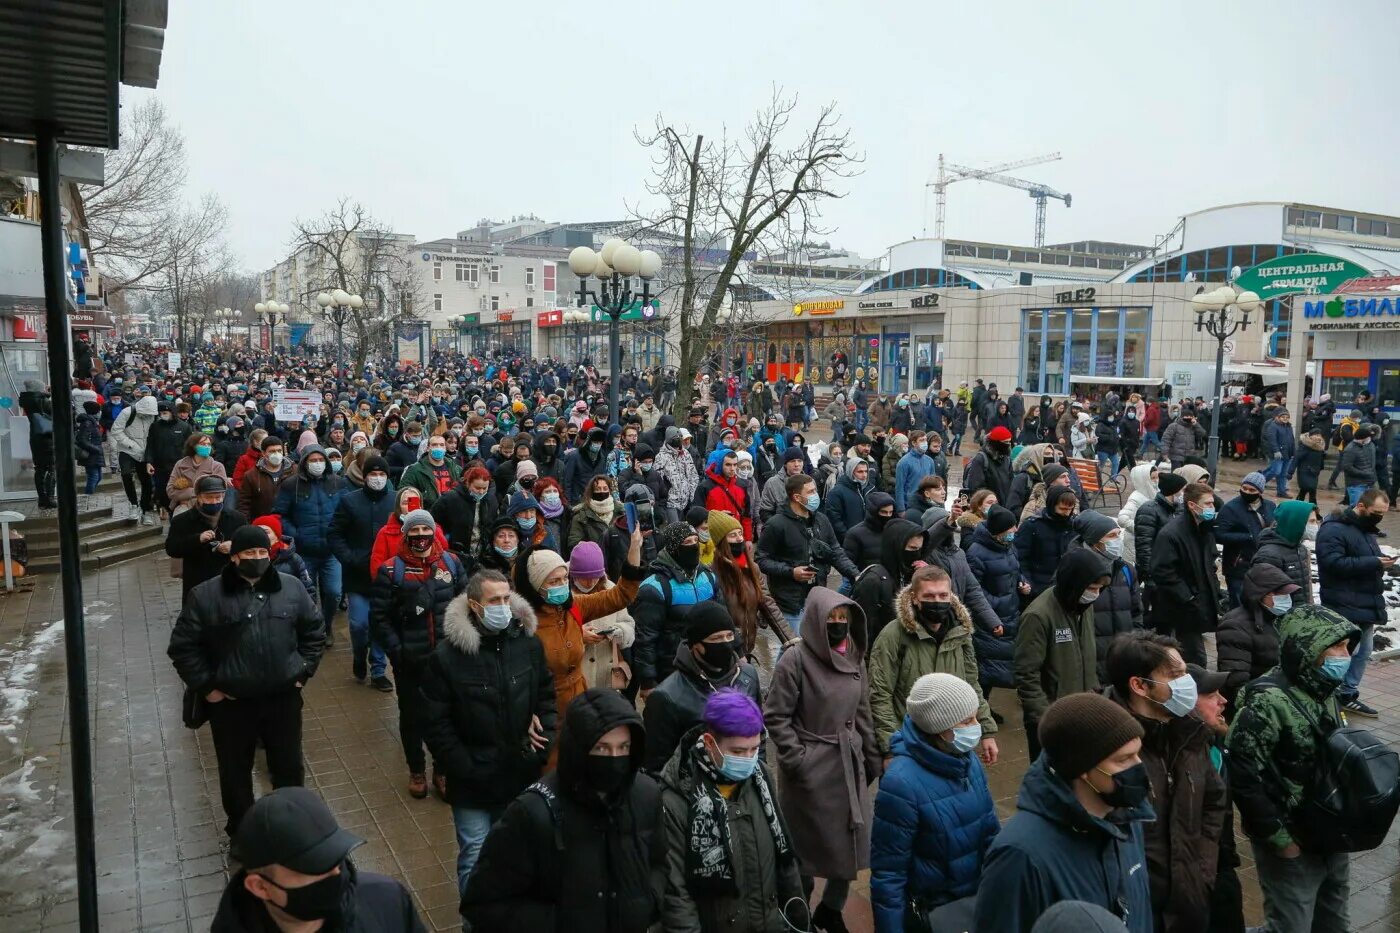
[1223,360,1291,380]
[1068,374,1156,386]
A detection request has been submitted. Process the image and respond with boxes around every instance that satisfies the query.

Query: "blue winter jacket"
[327,481,397,595]
[1214,495,1276,582]
[1316,508,1388,626]
[1014,509,1078,599]
[975,755,1154,933]
[965,524,1021,689]
[871,718,1000,932]
[1261,418,1296,460]
[273,445,348,558]
[894,449,935,513]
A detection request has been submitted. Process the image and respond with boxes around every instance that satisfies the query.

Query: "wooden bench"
[1067,456,1123,509]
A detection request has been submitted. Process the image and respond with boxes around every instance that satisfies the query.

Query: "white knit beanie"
[906,673,979,735]
[526,549,567,592]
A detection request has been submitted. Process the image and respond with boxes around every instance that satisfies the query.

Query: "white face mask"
[1303,523,1318,541]
[265,452,284,468]
[1101,536,1124,559]
[366,475,388,491]
[307,461,326,478]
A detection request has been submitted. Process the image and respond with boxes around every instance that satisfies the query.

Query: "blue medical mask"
[517,517,537,531]
[804,493,821,511]
[716,750,759,782]
[1001,532,1016,544]
[1198,507,1217,522]
[949,723,982,754]
[1320,655,1351,682]
[495,544,518,559]
[470,489,487,501]
[545,584,571,605]
[479,602,513,632]
[194,444,211,458]
[464,444,479,456]
[330,460,342,473]
[1267,593,1292,616]
[589,442,602,453]
[430,447,446,460]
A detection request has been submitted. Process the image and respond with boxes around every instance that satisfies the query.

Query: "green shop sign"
[589,299,660,323]
[457,313,480,329]
[1234,252,1368,297]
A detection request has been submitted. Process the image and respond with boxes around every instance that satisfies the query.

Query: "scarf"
[684,737,789,895]
[587,496,614,518]
[537,495,565,519]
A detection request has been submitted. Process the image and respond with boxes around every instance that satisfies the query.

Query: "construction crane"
[926,152,1070,247]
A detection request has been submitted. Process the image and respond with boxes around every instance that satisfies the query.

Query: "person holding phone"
[756,474,861,638]
[568,542,636,693]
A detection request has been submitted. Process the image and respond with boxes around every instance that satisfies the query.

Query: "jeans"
[1096,451,1120,477]
[300,553,342,633]
[1264,455,1291,495]
[782,610,803,639]
[1139,430,1160,456]
[82,464,102,494]
[346,593,387,678]
[1250,841,1349,933]
[855,409,867,432]
[1339,624,1375,702]
[1346,484,1369,506]
[452,805,503,897]
[208,691,305,838]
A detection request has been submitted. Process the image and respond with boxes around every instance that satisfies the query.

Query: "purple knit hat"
[568,541,606,580]
[703,689,765,738]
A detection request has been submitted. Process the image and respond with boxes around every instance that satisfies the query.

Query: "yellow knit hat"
[707,509,742,542]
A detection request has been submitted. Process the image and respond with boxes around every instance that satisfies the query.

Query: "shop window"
[1379,367,1400,408]
[1321,213,1340,231]
[1336,215,1355,233]
[1021,307,1151,395]
[767,342,777,364]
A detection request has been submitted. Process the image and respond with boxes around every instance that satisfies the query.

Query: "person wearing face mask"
[1074,512,1143,682]
[758,446,810,529]
[398,433,462,509]
[145,399,193,518]
[1102,632,1227,933]
[515,533,645,765]
[1315,486,1393,719]
[166,475,250,602]
[420,568,556,894]
[1134,471,1185,619]
[871,674,999,933]
[756,474,861,638]
[1227,606,1362,933]
[843,491,896,573]
[214,415,250,477]
[566,474,623,556]
[1216,562,1301,716]
[167,524,323,838]
[431,465,499,567]
[1014,548,1111,761]
[893,430,935,514]
[166,431,227,515]
[562,425,612,504]
[328,455,396,689]
[764,587,880,933]
[274,445,348,647]
[1015,486,1082,600]
[237,436,295,523]
[658,689,804,933]
[109,393,160,521]
[642,601,762,773]
[1337,422,1379,505]
[697,449,754,542]
[633,522,722,695]
[1215,471,1276,609]
[1116,462,1159,569]
[1161,410,1205,471]
[567,541,636,692]
[976,692,1153,932]
[965,505,1023,707]
[901,474,945,526]
[213,787,426,932]
[1249,499,1316,603]
[655,425,702,523]
[370,510,467,800]
[1148,482,1222,666]
[462,688,665,932]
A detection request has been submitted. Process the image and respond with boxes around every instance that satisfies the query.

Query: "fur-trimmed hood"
[442,591,538,654]
[894,587,974,642]
[1300,432,1327,452]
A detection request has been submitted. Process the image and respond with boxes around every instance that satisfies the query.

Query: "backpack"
[1258,673,1400,852]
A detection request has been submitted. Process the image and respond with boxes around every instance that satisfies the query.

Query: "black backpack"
[1259,673,1400,852]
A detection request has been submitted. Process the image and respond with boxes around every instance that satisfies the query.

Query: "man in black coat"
[756,473,859,633]
[842,491,895,572]
[145,400,192,514]
[420,570,555,895]
[167,525,324,837]
[462,688,667,933]
[213,787,427,932]
[1148,481,1221,666]
[1135,472,1185,619]
[327,455,396,688]
[165,475,248,603]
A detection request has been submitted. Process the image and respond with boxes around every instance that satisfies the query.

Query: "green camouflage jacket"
[1225,605,1359,850]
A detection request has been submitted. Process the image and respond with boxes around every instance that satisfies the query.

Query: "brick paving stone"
[1,435,1399,930]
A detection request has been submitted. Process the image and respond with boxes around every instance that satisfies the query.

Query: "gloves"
[1274,452,1283,460]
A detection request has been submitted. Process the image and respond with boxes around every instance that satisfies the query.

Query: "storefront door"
[0,342,49,501]
[881,332,909,394]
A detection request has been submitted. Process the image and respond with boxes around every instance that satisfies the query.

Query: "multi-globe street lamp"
[317,289,363,382]
[568,238,663,419]
[214,306,241,345]
[254,300,289,351]
[1192,282,1260,483]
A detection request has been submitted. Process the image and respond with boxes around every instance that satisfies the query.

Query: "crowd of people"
[32,340,1398,932]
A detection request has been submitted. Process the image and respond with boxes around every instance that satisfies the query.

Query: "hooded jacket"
[1006,444,1053,518]
[850,519,926,650]
[1117,463,1156,568]
[1227,605,1360,851]
[1133,492,1178,580]
[965,523,1021,690]
[842,491,895,571]
[1216,562,1294,709]
[211,863,423,933]
[975,754,1154,933]
[562,429,612,503]
[110,395,159,459]
[461,689,666,933]
[963,443,1013,505]
[1315,506,1387,625]
[1015,506,1079,599]
[1148,510,1220,635]
[824,468,871,542]
[273,445,348,558]
[871,717,1000,927]
[920,518,1005,635]
[1079,544,1142,680]
[419,592,556,807]
[1013,549,1108,723]
[641,638,761,774]
[146,409,194,473]
[1249,499,1314,603]
[698,452,753,541]
[632,551,720,690]
[1214,493,1276,582]
[764,587,882,881]
[868,590,996,754]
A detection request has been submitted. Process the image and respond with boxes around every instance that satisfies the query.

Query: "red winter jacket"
[702,466,752,540]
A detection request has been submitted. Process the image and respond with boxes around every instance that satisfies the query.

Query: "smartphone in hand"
[624,501,639,535]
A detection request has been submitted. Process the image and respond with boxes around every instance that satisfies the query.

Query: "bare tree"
[151,195,231,351]
[79,99,189,292]
[289,199,421,374]
[633,89,860,420]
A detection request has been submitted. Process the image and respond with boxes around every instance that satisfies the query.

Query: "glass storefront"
[0,342,50,500]
[1020,306,1152,395]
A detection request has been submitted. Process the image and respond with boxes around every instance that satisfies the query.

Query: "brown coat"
[237,459,294,521]
[764,586,881,881]
[166,455,227,510]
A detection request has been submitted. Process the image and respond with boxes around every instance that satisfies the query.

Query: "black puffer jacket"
[328,483,398,595]
[369,548,467,666]
[1148,512,1220,636]
[462,689,666,933]
[1217,562,1292,710]
[1133,494,1178,582]
[419,592,556,808]
[146,414,193,474]
[431,484,499,563]
[1014,509,1079,599]
[843,491,895,572]
[1250,527,1313,604]
[965,523,1022,689]
[1316,507,1387,626]
[851,519,925,651]
[167,564,323,699]
[641,641,761,773]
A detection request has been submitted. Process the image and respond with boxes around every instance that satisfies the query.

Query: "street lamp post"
[317,289,363,385]
[1192,283,1261,483]
[255,300,289,352]
[568,239,663,420]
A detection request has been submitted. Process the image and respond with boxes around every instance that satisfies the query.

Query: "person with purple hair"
[657,689,805,933]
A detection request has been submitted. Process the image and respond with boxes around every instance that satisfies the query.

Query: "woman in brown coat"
[764,586,881,933]
[165,433,227,513]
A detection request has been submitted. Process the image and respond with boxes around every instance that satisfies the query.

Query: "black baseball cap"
[1186,663,1229,696]
[231,788,363,873]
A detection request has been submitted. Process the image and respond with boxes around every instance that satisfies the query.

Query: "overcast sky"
[133,0,1400,272]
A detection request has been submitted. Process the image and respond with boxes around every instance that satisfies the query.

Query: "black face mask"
[1357,509,1383,530]
[584,754,633,796]
[518,476,536,490]
[238,557,270,580]
[827,622,849,647]
[1240,491,1261,504]
[728,540,746,558]
[918,600,953,629]
[267,861,348,922]
[675,543,701,570]
[870,513,890,530]
[1095,762,1151,808]
[407,535,433,553]
[900,548,920,569]
[697,639,735,672]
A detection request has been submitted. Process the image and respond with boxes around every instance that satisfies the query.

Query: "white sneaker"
[140,511,154,526]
